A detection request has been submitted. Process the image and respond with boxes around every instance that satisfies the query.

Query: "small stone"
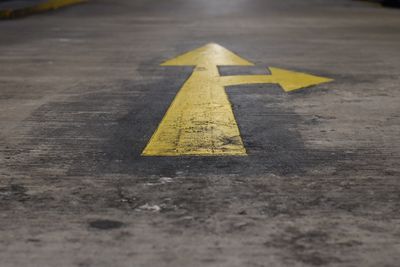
[137,204,161,212]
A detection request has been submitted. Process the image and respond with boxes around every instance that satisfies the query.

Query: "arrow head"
[161,43,254,67]
[269,67,333,92]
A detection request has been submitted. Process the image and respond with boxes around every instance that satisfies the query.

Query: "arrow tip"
[269,67,333,92]
[161,43,254,66]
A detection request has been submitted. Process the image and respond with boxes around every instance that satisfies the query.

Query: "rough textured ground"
[1,0,400,266]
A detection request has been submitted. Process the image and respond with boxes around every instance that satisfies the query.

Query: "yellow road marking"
[0,0,86,19]
[142,43,332,156]
[220,67,333,92]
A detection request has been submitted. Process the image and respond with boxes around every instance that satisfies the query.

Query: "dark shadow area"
[357,0,400,7]
[3,56,375,180]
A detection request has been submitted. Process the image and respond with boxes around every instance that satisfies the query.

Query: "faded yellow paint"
[161,43,254,67]
[35,0,86,11]
[220,67,333,92]
[143,44,249,156]
[142,43,332,156]
[0,0,86,19]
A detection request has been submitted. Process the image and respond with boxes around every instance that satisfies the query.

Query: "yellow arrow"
[142,43,332,156]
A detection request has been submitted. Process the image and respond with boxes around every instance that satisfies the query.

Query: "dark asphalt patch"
[218,65,271,76]
[3,59,359,179]
[67,59,337,177]
[87,68,344,178]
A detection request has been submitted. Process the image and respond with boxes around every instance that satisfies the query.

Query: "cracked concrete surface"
[1,0,400,266]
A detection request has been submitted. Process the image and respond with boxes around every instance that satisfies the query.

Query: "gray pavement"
[1,0,400,266]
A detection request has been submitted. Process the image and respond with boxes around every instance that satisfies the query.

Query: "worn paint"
[142,43,332,156]
[0,0,86,19]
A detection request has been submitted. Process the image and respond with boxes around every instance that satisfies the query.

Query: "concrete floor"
[1,0,400,266]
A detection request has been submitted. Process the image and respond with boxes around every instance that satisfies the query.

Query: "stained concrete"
[1,0,400,266]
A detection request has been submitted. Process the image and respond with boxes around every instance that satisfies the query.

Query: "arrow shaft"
[142,65,246,156]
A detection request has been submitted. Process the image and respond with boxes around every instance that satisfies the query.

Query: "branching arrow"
[142,43,332,156]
